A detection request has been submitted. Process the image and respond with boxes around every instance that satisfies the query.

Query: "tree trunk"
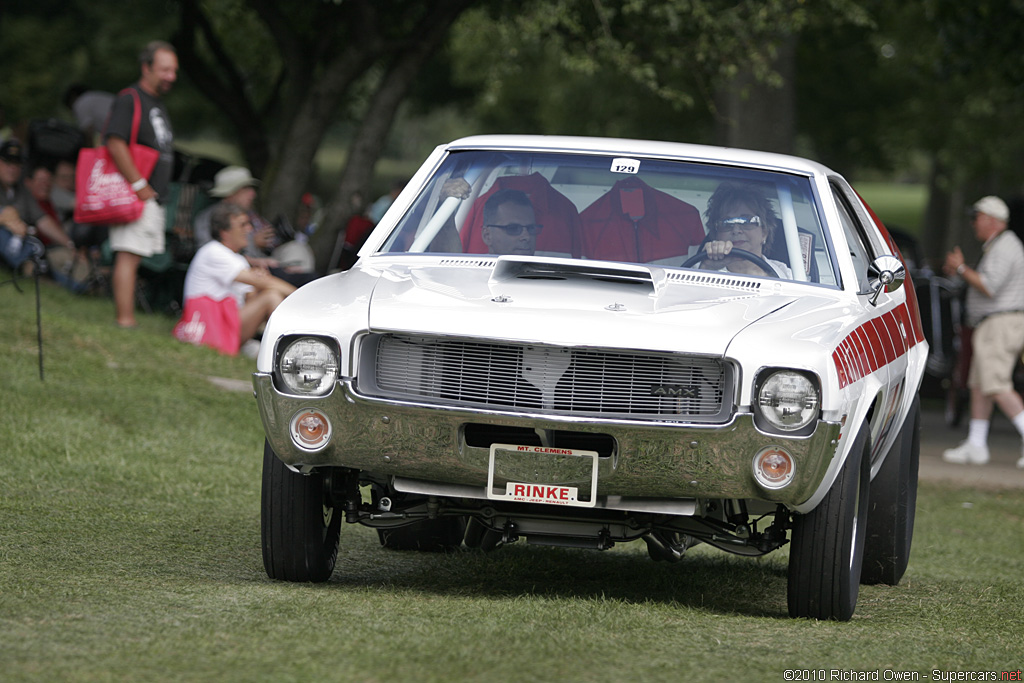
[311,0,475,274]
[922,155,953,271]
[173,0,272,177]
[259,48,378,225]
[714,36,796,154]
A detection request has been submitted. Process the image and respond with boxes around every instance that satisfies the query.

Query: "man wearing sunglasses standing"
[481,189,542,256]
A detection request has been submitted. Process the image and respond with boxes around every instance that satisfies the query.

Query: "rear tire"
[862,396,920,585]
[261,440,341,582]
[788,424,871,621]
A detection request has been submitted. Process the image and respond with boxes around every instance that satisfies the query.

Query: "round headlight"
[278,337,339,396]
[756,371,819,432]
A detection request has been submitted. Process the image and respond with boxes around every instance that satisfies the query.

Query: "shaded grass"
[2,280,1022,681]
[853,182,928,237]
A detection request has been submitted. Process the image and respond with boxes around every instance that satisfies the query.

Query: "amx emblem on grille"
[650,384,700,399]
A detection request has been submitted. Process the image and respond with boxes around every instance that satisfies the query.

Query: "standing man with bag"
[105,41,177,328]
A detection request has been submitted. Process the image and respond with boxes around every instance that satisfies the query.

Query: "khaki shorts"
[968,312,1024,394]
[108,199,165,257]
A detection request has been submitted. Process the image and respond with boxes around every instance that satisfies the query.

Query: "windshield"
[380,150,837,286]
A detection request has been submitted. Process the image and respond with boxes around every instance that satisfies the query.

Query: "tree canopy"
[3,0,1023,272]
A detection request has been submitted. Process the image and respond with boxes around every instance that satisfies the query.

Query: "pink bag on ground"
[173,296,241,356]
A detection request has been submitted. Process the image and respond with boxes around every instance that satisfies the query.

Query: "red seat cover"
[460,173,583,257]
[580,176,705,263]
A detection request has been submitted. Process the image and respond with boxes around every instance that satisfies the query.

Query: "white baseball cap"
[972,195,1010,222]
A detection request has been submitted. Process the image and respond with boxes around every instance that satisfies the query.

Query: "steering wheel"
[681,247,778,278]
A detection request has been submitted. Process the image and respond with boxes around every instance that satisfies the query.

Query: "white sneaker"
[942,441,990,465]
[1017,453,1024,469]
[240,339,261,359]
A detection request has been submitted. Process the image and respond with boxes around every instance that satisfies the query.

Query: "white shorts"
[108,199,165,257]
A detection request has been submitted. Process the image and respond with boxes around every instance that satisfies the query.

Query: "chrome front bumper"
[253,373,841,506]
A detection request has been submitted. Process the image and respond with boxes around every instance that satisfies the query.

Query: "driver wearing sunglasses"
[701,182,792,278]
[481,188,542,256]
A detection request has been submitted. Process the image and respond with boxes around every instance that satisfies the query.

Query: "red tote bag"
[172,295,242,356]
[73,89,159,226]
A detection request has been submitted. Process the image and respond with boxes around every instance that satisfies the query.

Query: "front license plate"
[486,443,599,508]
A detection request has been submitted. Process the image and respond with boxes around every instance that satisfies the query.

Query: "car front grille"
[362,334,732,422]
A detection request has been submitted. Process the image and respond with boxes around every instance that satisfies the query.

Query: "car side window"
[832,187,873,293]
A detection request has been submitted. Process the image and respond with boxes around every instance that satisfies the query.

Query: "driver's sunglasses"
[486,223,543,236]
[716,214,762,232]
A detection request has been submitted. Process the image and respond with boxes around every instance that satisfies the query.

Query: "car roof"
[444,135,837,179]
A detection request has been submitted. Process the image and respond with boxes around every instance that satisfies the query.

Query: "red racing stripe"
[833,302,918,388]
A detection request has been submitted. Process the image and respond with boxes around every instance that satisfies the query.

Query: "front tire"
[862,396,920,585]
[261,440,341,582]
[788,424,871,621]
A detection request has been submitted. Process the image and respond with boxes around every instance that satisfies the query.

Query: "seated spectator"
[194,165,316,286]
[50,159,77,222]
[368,179,407,224]
[336,191,374,271]
[0,140,73,274]
[174,203,295,356]
[23,161,90,290]
[293,192,319,240]
[23,163,59,226]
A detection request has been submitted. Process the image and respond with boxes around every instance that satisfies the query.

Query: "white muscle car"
[254,135,926,621]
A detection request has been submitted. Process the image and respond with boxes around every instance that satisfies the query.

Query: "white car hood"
[366,256,808,355]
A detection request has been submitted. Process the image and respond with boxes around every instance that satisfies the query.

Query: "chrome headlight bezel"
[274,335,341,397]
[752,368,821,436]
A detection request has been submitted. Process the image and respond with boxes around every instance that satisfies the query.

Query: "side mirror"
[867,255,906,306]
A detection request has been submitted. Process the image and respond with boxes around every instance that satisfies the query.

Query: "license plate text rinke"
[507,483,573,502]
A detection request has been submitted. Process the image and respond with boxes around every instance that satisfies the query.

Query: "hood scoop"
[489,255,659,290]
[430,254,770,296]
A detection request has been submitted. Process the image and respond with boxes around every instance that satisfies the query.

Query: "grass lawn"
[853,182,929,237]
[2,278,1022,682]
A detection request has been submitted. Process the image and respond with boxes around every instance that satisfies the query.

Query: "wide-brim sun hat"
[209,166,260,197]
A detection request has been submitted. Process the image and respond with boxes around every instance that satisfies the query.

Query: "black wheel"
[261,440,341,582]
[788,424,871,621]
[862,395,920,585]
[681,247,778,277]
[378,517,467,552]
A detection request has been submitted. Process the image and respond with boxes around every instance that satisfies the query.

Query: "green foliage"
[868,0,1024,185]
[0,2,220,139]
[449,0,874,145]
[1,280,1022,680]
